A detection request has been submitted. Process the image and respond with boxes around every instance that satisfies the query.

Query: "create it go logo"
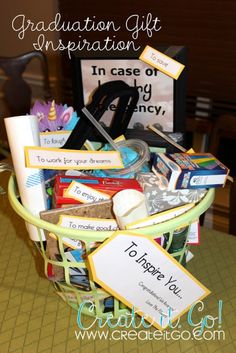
[74,328,225,342]
[75,300,225,341]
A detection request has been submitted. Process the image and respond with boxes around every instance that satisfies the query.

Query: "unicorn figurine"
[30,100,78,132]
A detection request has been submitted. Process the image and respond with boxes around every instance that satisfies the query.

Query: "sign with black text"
[71,46,186,146]
[80,58,174,131]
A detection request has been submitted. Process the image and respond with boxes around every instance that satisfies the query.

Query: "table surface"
[0,171,236,353]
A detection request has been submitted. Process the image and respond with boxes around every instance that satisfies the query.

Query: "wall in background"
[1,0,236,106]
[1,0,236,154]
[58,0,236,104]
[0,0,60,140]
[0,0,59,77]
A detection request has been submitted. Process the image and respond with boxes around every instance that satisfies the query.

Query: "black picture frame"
[71,46,187,148]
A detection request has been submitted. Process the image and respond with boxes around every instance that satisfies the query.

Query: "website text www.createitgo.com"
[74,300,225,341]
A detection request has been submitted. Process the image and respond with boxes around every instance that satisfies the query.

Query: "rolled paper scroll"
[112,189,148,229]
[4,115,47,241]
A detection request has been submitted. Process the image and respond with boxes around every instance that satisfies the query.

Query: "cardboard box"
[152,153,229,189]
[53,174,143,208]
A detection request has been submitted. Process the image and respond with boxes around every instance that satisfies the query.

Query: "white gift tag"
[64,180,111,203]
[140,45,185,79]
[49,232,82,249]
[88,232,210,329]
[25,146,124,170]
[40,131,71,148]
[126,203,194,229]
[59,214,118,232]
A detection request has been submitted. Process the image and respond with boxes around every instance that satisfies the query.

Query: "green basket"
[8,174,215,319]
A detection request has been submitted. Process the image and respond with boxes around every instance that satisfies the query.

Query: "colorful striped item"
[152,152,229,189]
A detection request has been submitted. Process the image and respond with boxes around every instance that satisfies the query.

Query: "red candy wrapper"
[53,175,143,208]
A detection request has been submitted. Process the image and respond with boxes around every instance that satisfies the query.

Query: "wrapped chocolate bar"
[136,172,207,215]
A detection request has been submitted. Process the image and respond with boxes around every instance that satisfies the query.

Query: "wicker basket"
[8,174,215,319]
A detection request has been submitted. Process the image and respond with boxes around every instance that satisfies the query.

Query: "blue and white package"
[152,153,229,190]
